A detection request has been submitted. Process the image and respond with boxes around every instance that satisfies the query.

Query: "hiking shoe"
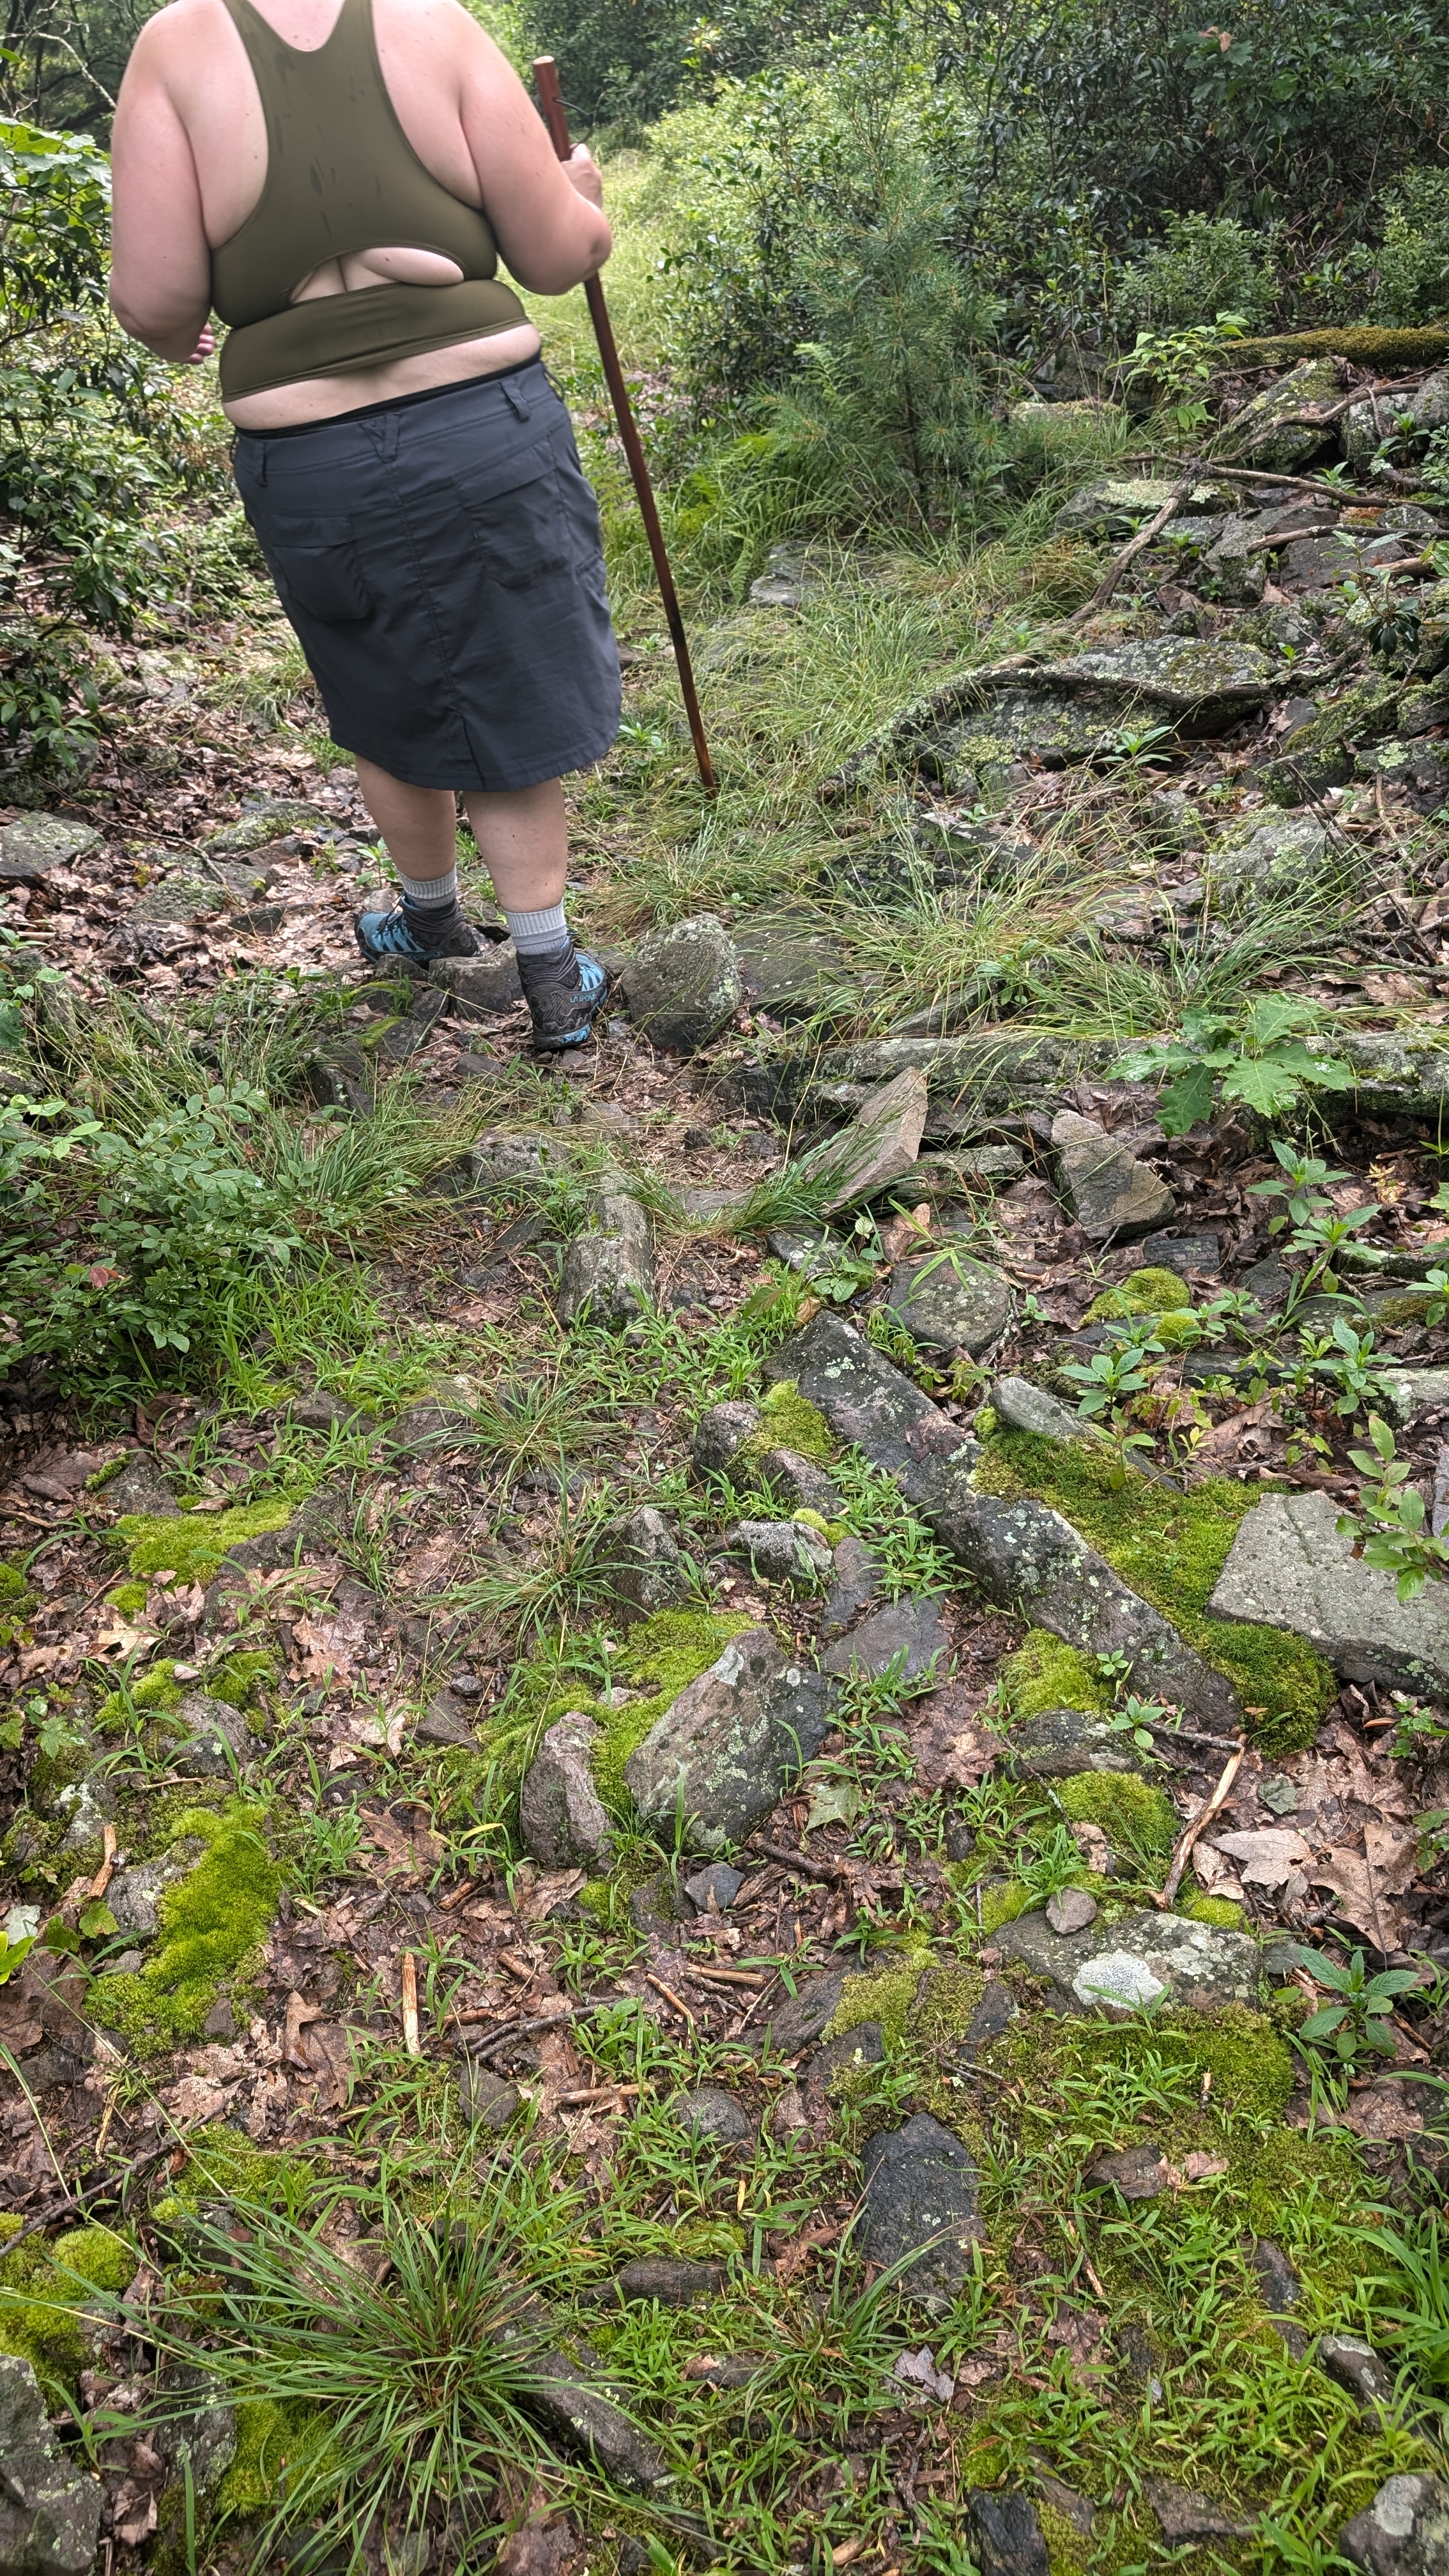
[518,937,607,1050]
[354,900,480,965]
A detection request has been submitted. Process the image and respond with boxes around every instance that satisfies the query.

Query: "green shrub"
[1115,213,1273,335]
[1374,166,1449,324]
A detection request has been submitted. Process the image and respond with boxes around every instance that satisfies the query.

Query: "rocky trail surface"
[7,349,1449,2575]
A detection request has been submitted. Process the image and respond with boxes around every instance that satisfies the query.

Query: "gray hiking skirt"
[232,359,621,792]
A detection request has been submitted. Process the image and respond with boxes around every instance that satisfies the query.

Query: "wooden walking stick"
[533,54,716,797]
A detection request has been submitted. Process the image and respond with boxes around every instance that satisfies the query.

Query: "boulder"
[1211,809,1329,907]
[1053,477,1230,535]
[819,1597,949,1686]
[887,1253,1013,1353]
[620,914,742,1053]
[595,1505,687,1626]
[0,815,100,882]
[1339,2475,1449,2576]
[731,1519,834,1584]
[428,940,523,1015]
[733,913,850,1019]
[1051,1110,1175,1243]
[558,1192,654,1326]
[792,1068,928,1215]
[1207,1487,1449,1693]
[0,2354,102,2576]
[519,1714,615,1870]
[861,2112,983,2299]
[993,1906,1262,2015]
[1227,357,1343,470]
[624,1627,833,1850]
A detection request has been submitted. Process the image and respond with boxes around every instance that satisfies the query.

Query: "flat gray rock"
[595,1505,687,1625]
[620,914,742,1053]
[820,1596,949,1685]
[994,1906,1262,2016]
[0,814,99,880]
[1052,1110,1175,1241]
[887,1254,1013,1353]
[733,914,849,1018]
[1339,2474,1449,2576]
[731,1517,834,1584]
[1208,1487,1449,1692]
[429,941,523,1015]
[1212,809,1329,907]
[956,1978,1016,2064]
[519,1713,614,1870]
[1136,1229,1221,1273]
[1004,1708,1154,1778]
[802,2020,885,2095]
[0,2354,102,2575]
[862,2112,983,2299]
[753,1446,840,1515]
[558,1192,654,1327]
[755,1968,846,2055]
[990,1376,1094,1443]
[763,1310,972,1501]
[624,1626,833,1851]
[793,1068,928,1215]
[1147,2482,1255,2542]
[1054,477,1229,535]
[820,1535,882,1638]
[1383,1368,1449,1426]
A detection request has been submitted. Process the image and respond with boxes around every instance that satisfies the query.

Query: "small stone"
[415,1689,479,1749]
[733,912,850,1017]
[888,1253,1013,1353]
[558,1192,654,1327]
[1004,1708,1154,1779]
[820,1595,949,1686]
[429,941,523,1015]
[105,1455,181,1518]
[1208,1487,1449,1692]
[731,1518,834,1584]
[793,1068,929,1216]
[519,1713,615,1871]
[681,1861,744,1913]
[820,1535,883,1639]
[1137,1229,1221,1273]
[1051,1110,1175,1243]
[753,1446,840,1515]
[1338,2474,1449,2576]
[525,2352,668,2489]
[624,1627,833,1851]
[1147,2481,1255,2542]
[1317,2332,1395,2415]
[767,1222,841,1273]
[691,1399,762,1482]
[965,2488,1050,2576]
[0,815,100,881]
[801,2021,886,2096]
[990,1376,1093,1443]
[107,1841,204,1940]
[0,2354,102,2575]
[1046,1886,1098,1935]
[995,1905,1262,2016]
[861,2112,983,2299]
[765,1310,966,1499]
[670,2087,753,2145]
[956,1979,1016,2064]
[756,1968,846,2055]
[620,914,743,1052]
[595,1505,687,1627]
[201,2001,237,2040]
[614,2254,727,2303]
[1251,2239,1301,2312]
[307,1041,374,1116]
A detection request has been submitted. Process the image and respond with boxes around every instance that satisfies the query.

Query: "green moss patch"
[1055,1770,1177,1864]
[206,1650,277,1713]
[976,1431,1335,1748]
[738,1377,836,1469]
[824,1951,934,2050]
[96,1659,182,1733]
[999,1627,1108,1719]
[1183,1891,1247,1929]
[0,1561,31,1603]
[0,2219,134,2389]
[593,1609,755,1807]
[113,1499,293,1586]
[1086,1267,1190,1321]
[93,1802,280,2052]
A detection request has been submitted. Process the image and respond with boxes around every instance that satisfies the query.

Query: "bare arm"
[109,11,213,358]
[454,20,611,295]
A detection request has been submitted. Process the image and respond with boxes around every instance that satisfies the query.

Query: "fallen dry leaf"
[160,2074,233,2124]
[111,2481,159,2549]
[1180,2152,1229,2184]
[776,2214,842,2281]
[519,1867,586,1923]
[1336,2084,1425,2141]
[1208,1827,1313,1889]
[1309,1839,1413,1953]
[282,1991,324,2067]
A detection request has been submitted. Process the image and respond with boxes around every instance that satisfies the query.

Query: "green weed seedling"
[1338,1414,1449,1602]
[1291,1943,1420,2078]
[1117,997,1356,1137]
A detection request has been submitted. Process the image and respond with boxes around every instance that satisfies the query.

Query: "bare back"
[109,0,610,428]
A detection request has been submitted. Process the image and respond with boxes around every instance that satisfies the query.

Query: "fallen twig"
[1062,471,1196,625]
[1157,1735,1248,1910]
[400,1951,420,2057]
[645,1972,696,2027]
[751,1839,843,1884]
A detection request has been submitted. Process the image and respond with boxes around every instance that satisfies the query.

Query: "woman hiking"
[108,0,619,1049]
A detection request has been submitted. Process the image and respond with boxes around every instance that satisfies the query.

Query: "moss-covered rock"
[999,1627,1110,1719]
[0,2220,135,2386]
[1086,1267,1191,1322]
[92,1802,280,2051]
[1055,1769,1177,1864]
[112,1500,294,1587]
[738,1378,836,1470]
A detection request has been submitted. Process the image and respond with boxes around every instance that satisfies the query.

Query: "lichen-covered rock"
[428,940,523,1015]
[820,1596,949,1685]
[670,2085,753,2145]
[994,1906,1262,2015]
[620,914,742,1052]
[1199,515,1269,608]
[595,1505,687,1626]
[519,1713,615,1869]
[1227,356,1342,469]
[753,1446,841,1515]
[1344,370,1449,466]
[862,2112,983,2299]
[733,914,850,1019]
[762,1310,970,1500]
[1338,2474,1449,2576]
[624,1627,833,1850]
[887,1252,1013,1353]
[1003,1707,1154,1779]
[731,1519,834,1584]
[1208,1487,1449,1693]
[792,1068,928,1215]
[691,1399,762,1482]
[966,2490,1050,2576]
[1211,809,1329,904]
[0,815,100,882]
[1053,477,1230,535]
[1255,673,1405,803]
[0,2353,102,2575]
[1051,1110,1175,1243]
[990,1376,1094,1444]
[558,1192,654,1326]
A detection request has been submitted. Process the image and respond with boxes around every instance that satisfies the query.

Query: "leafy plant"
[1252,1142,1382,1307]
[0,1926,34,1983]
[1059,1319,1162,1481]
[1337,1414,1449,1603]
[1290,1942,1419,2072]
[1125,310,1249,433]
[1300,1317,1396,1421]
[1117,1000,1356,1138]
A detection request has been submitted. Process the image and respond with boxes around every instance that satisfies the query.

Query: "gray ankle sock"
[398,866,459,911]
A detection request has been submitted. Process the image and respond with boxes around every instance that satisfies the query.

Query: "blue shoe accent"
[353,903,479,965]
[523,944,608,1049]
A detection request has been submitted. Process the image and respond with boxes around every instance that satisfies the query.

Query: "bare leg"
[353,757,457,882]
[354,758,567,912]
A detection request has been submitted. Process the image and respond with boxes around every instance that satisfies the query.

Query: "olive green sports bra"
[211,0,527,402]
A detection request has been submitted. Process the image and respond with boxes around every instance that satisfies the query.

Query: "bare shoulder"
[377,0,518,79]
[121,0,234,75]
